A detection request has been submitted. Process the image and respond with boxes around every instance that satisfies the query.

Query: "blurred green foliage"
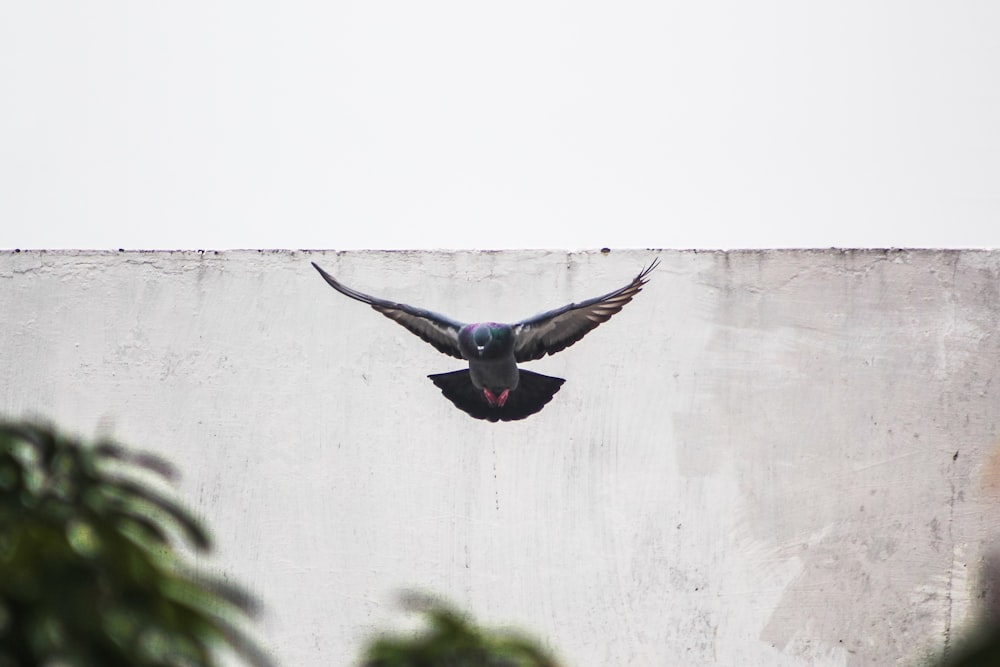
[360,593,560,667]
[928,553,1000,667]
[931,626,1000,667]
[0,420,272,667]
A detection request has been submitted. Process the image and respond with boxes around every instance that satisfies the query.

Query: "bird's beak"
[476,345,484,356]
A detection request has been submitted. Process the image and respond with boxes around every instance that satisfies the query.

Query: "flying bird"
[311,258,658,422]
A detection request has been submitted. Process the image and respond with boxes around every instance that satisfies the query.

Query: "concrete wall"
[2,249,999,666]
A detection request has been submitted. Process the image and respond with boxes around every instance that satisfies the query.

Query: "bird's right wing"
[312,262,465,360]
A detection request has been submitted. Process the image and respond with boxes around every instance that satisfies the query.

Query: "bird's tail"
[427,369,565,422]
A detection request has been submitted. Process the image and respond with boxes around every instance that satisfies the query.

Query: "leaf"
[94,443,178,482]
[100,478,212,552]
[0,420,268,667]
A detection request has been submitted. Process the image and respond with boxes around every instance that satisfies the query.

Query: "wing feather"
[512,259,658,362]
[311,262,465,360]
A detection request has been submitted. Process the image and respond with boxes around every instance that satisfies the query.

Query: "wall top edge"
[0,247,997,256]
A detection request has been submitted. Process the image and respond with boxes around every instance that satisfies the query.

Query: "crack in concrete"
[943,477,957,658]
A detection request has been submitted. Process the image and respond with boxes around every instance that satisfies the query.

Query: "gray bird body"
[311,259,657,421]
[468,353,519,395]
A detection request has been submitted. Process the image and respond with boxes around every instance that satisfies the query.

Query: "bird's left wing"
[312,262,466,360]
[512,259,658,362]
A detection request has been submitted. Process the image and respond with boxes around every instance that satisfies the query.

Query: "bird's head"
[472,326,492,353]
[460,323,514,359]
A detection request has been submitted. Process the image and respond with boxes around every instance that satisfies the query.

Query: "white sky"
[2,2,998,250]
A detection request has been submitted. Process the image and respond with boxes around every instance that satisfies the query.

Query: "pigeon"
[311,258,658,422]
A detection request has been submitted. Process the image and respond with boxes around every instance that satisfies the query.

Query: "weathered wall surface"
[2,249,999,666]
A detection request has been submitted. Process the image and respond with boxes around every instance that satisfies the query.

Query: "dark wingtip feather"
[311,262,372,305]
[636,256,660,284]
[311,261,339,290]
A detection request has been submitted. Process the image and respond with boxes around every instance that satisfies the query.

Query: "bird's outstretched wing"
[312,262,465,360]
[512,258,659,362]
